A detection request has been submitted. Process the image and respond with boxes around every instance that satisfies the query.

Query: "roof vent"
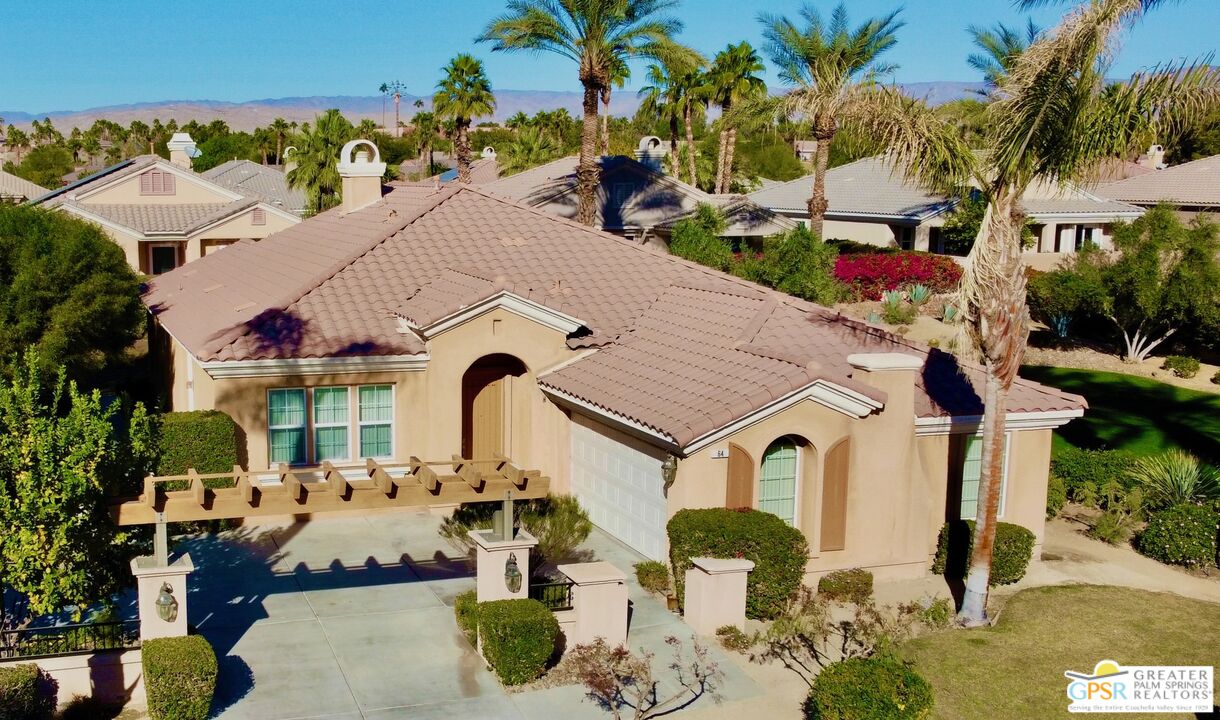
[337,139,387,214]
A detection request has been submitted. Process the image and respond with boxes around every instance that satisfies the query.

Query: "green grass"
[902,585,1220,720]
[1021,365,1220,460]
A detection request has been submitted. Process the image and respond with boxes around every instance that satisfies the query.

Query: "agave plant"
[881,289,904,308]
[1128,450,1220,510]
[941,304,959,323]
[907,284,932,308]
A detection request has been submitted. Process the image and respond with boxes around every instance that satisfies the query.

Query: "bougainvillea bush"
[834,252,963,301]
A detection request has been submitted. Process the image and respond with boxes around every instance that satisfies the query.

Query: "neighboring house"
[484,149,796,250]
[749,156,1144,270]
[31,134,299,275]
[1097,153,1220,220]
[0,168,48,203]
[202,159,308,217]
[793,140,818,163]
[143,140,1085,579]
[409,148,501,186]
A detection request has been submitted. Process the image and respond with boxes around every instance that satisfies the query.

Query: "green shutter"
[759,440,798,526]
[960,435,1009,520]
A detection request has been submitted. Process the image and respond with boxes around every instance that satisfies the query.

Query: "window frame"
[311,386,352,464]
[959,432,1012,520]
[267,387,308,466]
[758,437,802,528]
[356,384,395,460]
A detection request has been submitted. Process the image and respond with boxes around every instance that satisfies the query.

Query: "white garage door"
[570,419,668,561]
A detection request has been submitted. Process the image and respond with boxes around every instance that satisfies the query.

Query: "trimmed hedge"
[0,663,54,720]
[1051,447,1136,499]
[455,589,479,645]
[1138,503,1219,568]
[143,635,218,720]
[634,560,671,596]
[817,568,874,604]
[932,520,1035,586]
[157,410,241,478]
[804,654,934,720]
[478,599,559,686]
[668,508,809,620]
[834,252,962,301]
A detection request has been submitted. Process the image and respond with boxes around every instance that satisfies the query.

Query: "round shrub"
[1138,503,1219,568]
[932,520,1035,586]
[142,635,218,720]
[1211,369,1220,386]
[633,560,671,596]
[668,508,809,620]
[1161,355,1200,379]
[0,663,54,720]
[817,568,874,604]
[478,599,559,686]
[804,654,934,720]
[454,589,479,645]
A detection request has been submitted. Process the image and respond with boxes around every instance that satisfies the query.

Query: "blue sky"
[2,0,1216,112]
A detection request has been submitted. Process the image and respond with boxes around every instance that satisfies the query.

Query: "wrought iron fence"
[529,580,574,611]
[0,620,141,661]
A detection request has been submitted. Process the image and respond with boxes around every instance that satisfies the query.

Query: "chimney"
[166,133,200,169]
[337,139,387,214]
[634,136,666,171]
[1137,144,1166,170]
[282,145,298,175]
[481,146,497,160]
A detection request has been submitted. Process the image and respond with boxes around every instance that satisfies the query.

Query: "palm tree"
[967,19,1041,91]
[5,127,29,163]
[500,125,562,174]
[356,118,380,138]
[286,109,356,215]
[639,61,684,178]
[412,111,441,176]
[480,0,695,225]
[269,117,292,165]
[505,111,530,130]
[949,0,1220,624]
[380,81,407,137]
[676,68,708,186]
[707,42,766,194]
[601,56,630,154]
[434,54,497,183]
[757,2,914,237]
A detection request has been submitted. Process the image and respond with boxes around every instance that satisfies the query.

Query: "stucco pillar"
[557,561,628,647]
[130,554,194,641]
[470,529,538,603]
[683,557,755,635]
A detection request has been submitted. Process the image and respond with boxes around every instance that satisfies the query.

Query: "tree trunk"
[724,126,739,193]
[577,82,602,226]
[684,103,697,187]
[715,100,732,194]
[957,191,1030,626]
[394,95,401,138]
[601,88,611,155]
[456,119,472,183]
[668,115,681,178]
[806,133,833,238]
[276,137,283,166]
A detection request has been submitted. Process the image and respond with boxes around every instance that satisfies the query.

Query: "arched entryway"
[461,354,527,459]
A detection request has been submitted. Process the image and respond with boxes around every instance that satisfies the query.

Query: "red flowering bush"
[834,252,963,301]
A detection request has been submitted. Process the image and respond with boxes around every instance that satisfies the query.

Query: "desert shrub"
[1212,370,1220,385]
[142,635,218,720]
[1027,267,1102,339]
[1138,503,1219,568]
[454,589,479,645]
[817,568,874,604]
[0,663,53,720]
[716,625,754,652]
[1128,450,1220,510]
[834,252,962,301]
[907,284,932,308]
[1161,355,1201,379]
[932,520,1035,586]
[917,598,954,630]
[156,410,242,478]
[668,508,809,620]
[804,653,934,720]
[1051,447,1137,501]
[669,204,733,272]
[881,290,917,325]
[439,494,593,567]
[1046,474,1067,519]
[732,226,844,305]
[634,560,671,596]
[477,599,560,685]
[1089,509,1136,545]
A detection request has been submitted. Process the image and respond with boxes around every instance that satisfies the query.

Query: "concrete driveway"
[178,511,759,720]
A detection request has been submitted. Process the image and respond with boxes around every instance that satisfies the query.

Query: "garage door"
[570,419,668,561]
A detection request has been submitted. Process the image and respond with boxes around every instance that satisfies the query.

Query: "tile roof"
[748,157,956,220]
[145,183,1084,447]
[33,156,158,207]
[1097,154,1220,207]
[0,169,48,201]
[68,200,254,234]
[202,160,307,215]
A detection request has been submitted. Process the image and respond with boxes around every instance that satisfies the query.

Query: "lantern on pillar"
[155,582,179,622]
[504,552,523,594]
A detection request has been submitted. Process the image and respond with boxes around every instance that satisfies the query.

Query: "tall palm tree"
[601,56,630,155]
[5,127,29,163]
[480,0,695,225]
[967,19,1041,91]
[676,68,708,186]
[707,42,766,194]
[500,125,562,174]
[638,61,686,178]
[949,0,1219,624]
[356,118,380,138]
[412,110,441,176]
[380,81,407,137]
[269,117,292,165]
[286,109,356,215]
[433,54,497,183]
[757,2,916,237]
[506,111,530,130]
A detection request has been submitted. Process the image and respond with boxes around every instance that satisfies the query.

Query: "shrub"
[1128,449,1220,510]
[1046,474,1067,519]
[1089,509,1135,545]
[156,410,242,478]
[817,568,874,604]
[1051,447,1137,501]
[917,598,954,630]
[455,589,479,645]
[932,520,1035,586]
[1161,355,1201,379]
[804,653,934,720]
[668,508,809,620]
[669,204,733,272]
[0,663,54,720]
[634,560,671,596]
[834,252,962,301]
[1026,267,1102,339]
[439,494,593,566]
[142,635,218,720]
[1138,503,1219,568]
[732,226,844,305]
[1213,369,1220,385]
[881,292,917,325]
[477,599,559,685]
[716,625,754,652]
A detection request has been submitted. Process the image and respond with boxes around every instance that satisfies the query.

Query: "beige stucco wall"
[196,206,296,241]
[0,650,145,709]
[82,169,233,204]
[821,218,898,247]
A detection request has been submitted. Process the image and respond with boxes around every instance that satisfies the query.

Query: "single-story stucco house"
[0,168,48,203]
[144,140,1085,581]
[1096,153,1220,221]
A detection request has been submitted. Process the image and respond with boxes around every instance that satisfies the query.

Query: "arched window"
[759,438,799,526]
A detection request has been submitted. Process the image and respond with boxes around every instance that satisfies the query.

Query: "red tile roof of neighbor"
[144,183,1085,447]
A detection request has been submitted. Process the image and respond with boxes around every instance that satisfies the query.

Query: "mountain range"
[1,83,984,132]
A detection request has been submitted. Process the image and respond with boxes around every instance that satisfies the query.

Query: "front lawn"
[1020,365,1220,459]
[901,585,1220,720]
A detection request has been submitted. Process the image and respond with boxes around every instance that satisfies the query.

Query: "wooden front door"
[462,370,505,459]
